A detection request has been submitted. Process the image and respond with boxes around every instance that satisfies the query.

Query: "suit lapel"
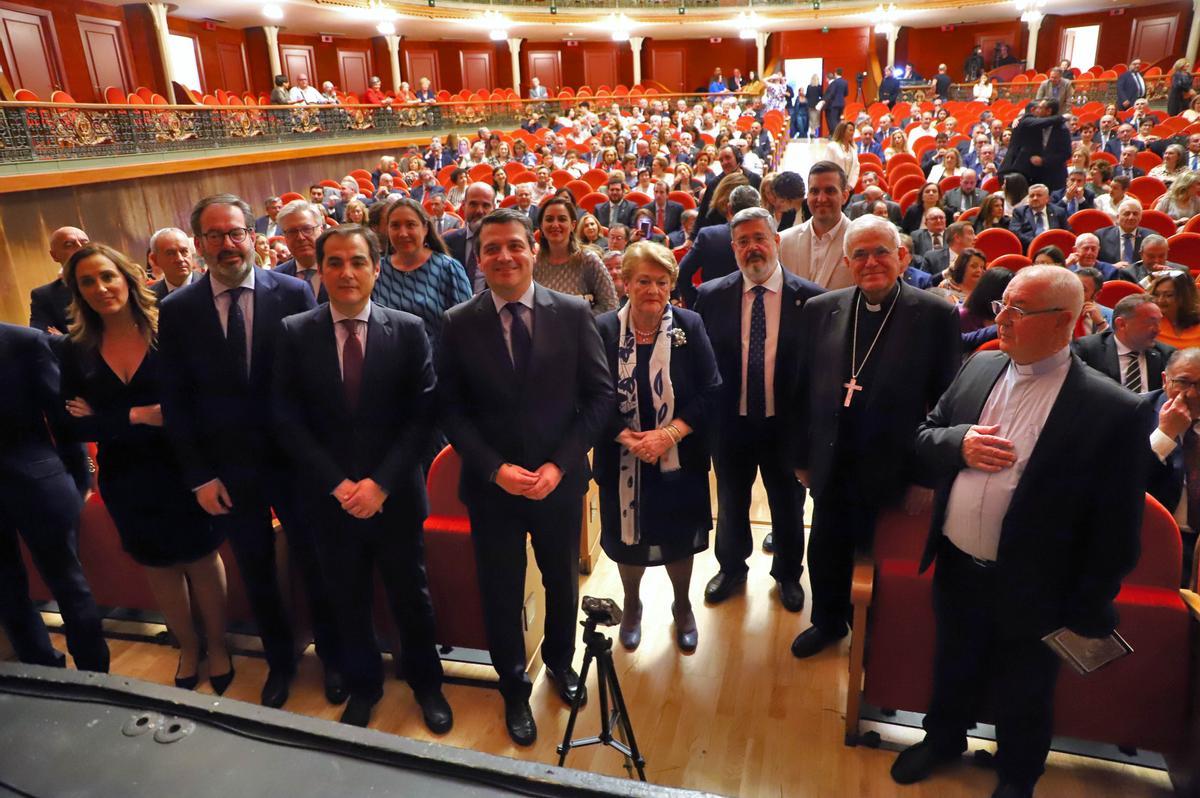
[250,268,276,382]
[312,305,344,410]
[358,304,391,414]
[476,293,518,399]
[824,290,853,407]
[528,285,559,392]
[1102,332,1120,382]
[195,273,233,373]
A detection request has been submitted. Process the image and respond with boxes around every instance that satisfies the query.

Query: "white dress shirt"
[209,268,255,369]
[1150,418,1200,529]
[289,85,326,104]
[1114,337,1149,393]
[331,300,372,378]
[779,213,851,290]
[162,271,195,293]
[739,263,783,417]
[944,346,1072,561]
[490,281,536,361]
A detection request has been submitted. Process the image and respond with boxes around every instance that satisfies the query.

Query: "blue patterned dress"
[371,250,471,354]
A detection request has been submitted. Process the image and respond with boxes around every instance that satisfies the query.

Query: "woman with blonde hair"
[1169,58,1195,117]
[824,121,859,191]
[705,171,751,228]
[884,129,909,161]
[1149,144,1189,187]
[1155,170,1200,222]
[343,198,369,225]
[60,243,231,693]
[575,212,608,253]
[927,147,967,184]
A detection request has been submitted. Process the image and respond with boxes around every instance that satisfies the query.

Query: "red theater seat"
[974,227,1024,261]
[1095,280,1144,308]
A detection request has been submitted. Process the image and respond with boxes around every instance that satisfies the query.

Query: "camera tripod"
[555,615,646,781]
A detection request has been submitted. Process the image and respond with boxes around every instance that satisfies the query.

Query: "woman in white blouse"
[927,147,969,185]
[972,75,994,103]
[824,121,859,192]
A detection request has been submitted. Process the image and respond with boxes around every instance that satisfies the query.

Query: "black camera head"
[581,596,622,626]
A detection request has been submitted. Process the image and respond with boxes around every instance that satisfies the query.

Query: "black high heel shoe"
[209,651,235,696]
[175,648,206,691]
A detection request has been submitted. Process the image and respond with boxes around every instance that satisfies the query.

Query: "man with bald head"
[148,228,197,301]
[894,266,1151,797]
[30,226,89,333]
[443,181,496,292]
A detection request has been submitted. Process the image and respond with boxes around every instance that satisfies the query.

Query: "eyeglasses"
[201,228,252,245]
[848,246,897,264]
[283,224,321,239]
[1168,377,1200,391]
[991,300,1065,319]
[733,233,774,248]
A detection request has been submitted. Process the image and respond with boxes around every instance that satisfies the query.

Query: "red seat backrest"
[426,446,467,519]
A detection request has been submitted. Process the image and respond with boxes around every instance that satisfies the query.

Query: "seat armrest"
[1182,589,1200,621]
[851,556,875,607]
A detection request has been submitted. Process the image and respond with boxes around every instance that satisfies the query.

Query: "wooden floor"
[40,481,1173,798]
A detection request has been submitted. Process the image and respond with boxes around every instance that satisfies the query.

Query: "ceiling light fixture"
[873,3,897,37]
[734,2,762,38]
[262,3,284,21]
[1015,0,1045,24]
[608,12,632,42]
[377,21,395,34]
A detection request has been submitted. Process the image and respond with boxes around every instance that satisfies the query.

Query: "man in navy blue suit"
[1116,58,1147,111]
[273,225,451,731]
[436,208,613,746]
[273,200,329,303]
[823,68,849,133]
[1104,124,1145,158]
[694,208,824,611]
[159,194,343,710]
[0,323,109,674]
[1008,184,1069,250]
[678,185,762,307]
[1050,168,1095,216]
[29,226,89,334]
[641,181,685,236]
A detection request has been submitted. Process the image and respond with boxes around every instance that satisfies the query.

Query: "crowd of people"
[4,77,1198,798]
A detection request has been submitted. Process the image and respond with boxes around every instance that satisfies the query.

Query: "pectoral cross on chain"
[842,377,863,407]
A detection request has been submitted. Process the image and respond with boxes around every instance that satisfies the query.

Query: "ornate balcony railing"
[0,92,743,166]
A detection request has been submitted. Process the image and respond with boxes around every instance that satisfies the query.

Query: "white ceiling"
[107,0,1170,43]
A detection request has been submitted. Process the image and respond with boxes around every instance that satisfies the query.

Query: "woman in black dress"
[1168,58,1195,117]
[61,243,232,693]
[594,242,721,653]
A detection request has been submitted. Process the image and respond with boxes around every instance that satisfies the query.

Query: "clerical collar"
[859,282,900,313]
[1012,345,1071,376]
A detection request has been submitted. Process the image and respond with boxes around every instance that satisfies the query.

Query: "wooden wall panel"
[0,144,426,325]
[0,2,63,98]
[76,15,132,97]
[337,48,371,95]
[217,42,249,95]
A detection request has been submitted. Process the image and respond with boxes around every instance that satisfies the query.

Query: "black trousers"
[315,503,443,701]
[807,481,880,635]
[713,415,806,583]
[0,467,109,673]
[468,486,581,701]
[922,539,1061,788]
[213,483,341,675]
[826,105,844,135]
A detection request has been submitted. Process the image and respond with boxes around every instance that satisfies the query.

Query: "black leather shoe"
[991,782,1034,798]
[762,533,775,553]
[340,693,377,727]
[545,666,587,707]
[790,625,845,659]
[619,600,642,650]
[260,669,292,709]
[504,698,537,746]
[671,602,698,653]
[324,669,348,706]
[209,661,235,696]
[703,571,747,604]
[416,689,454,734]
[777,580,806,613]
[890,739,964,785]
[174,650,203,691]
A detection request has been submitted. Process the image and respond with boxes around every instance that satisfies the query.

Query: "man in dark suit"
[1104,125,1145,158]
[159,194,343,710]
[678,185,761,307]
[910,207,949,258]
[29,226,89,333]
[848,186,901,226]
[921,221,976,279]
[669,209,697,248]
[791,215,961,658]
[1072,293,1173,392]
[940,170,986,222]
[147,228,198,301]
[1146,348,1200,585]
[854,126,884,158]
[1008,184,1070,250]
[442,182,495,293]
[1113,144,1147,180]
[999,100,1072,193]
[273,200,329,303]
[1117,58,1147,111]
[879,68,901,107]
[254,196,282,237]
[1050,168,1095,216]
[694,145,763,238]
[642,181,684,236]
[823,68,848,133]
[892,266,1149,798]
[408,169,446,205]
[1097,201,1154,267]
[273,225,451,732]
[0,323,109,674]
[436,208,613,746]
[594,173,639,231]
[695,208,824,612]
[1066,231,1129,282]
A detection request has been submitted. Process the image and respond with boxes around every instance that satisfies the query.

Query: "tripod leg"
[595,651,612,743]
[557,649,595,766]
[604,652,647,781]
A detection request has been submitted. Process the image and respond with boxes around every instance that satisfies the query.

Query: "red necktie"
[341,319,364,409]
[657,204,666,230]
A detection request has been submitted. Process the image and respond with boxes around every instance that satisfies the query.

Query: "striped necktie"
[1123,351,1142,393]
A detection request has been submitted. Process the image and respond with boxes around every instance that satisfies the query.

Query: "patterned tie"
[224,287,249,380]
[1123,351,1142,393]
[1192,153,1199,171]
[746,286,767,417]
[506,302,532,376]
[1034,212,1045,234]
[299,269,319,298]
[932,234,942,250]
[1123,233,1134,264]
[341,319,364,409]
[1184,428,1200,531]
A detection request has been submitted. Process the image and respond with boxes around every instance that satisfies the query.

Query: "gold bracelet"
[664,424,682,444]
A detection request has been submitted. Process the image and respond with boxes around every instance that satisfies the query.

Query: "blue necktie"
[506,302,532,376]
[746,286,767,417]
[1034,211,1045,233]
[1122,233,1134,264]
[225,287,249,380]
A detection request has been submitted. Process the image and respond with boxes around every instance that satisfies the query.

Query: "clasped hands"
[65,397,163,427]
[333,478,389,519]
[495,462,563,500]
[617,428,675,465]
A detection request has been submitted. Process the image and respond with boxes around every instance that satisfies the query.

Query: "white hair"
[149,227,190,252]
[843,214,900,257]
[1013,264,1084,319]
[1074,231,1098,247]
[277,200,324,227]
